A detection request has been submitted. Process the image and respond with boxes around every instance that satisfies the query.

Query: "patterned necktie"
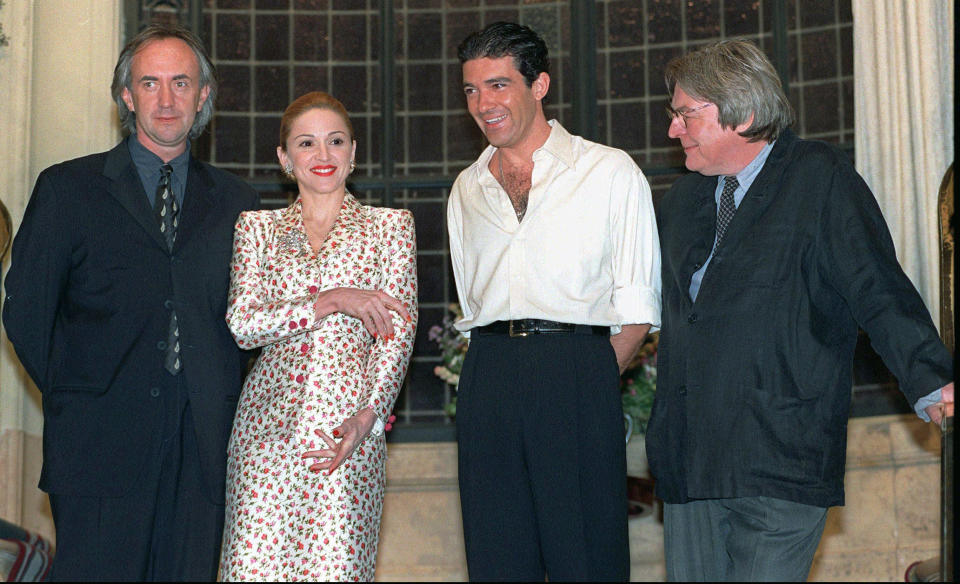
[155,164,181,374]
[155,164,179,251]
[715,175,739,246]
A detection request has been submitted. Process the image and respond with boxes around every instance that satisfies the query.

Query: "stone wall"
[810,414,944,581]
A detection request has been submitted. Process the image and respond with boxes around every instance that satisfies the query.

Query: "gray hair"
[665,39,794,142]
[111,24,217,139]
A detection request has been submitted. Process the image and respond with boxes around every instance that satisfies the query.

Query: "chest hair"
[494,152,532,222]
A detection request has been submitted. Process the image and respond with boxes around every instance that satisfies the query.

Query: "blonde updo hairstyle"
[278,91,355,151]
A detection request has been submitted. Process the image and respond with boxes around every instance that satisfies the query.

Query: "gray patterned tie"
[715,175,739,246]
[155,165,181,375]
[155,164,179,250]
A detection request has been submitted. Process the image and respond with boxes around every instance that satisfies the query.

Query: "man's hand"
[924,382,954,425]
[610,324,652,374]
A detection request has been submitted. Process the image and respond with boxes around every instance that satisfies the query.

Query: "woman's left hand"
[301,408,378,474]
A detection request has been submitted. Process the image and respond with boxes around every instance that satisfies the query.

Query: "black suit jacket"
[3,139,260,502]
[647,129,953,508]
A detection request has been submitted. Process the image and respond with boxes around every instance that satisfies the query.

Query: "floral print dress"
[218,194,417,581]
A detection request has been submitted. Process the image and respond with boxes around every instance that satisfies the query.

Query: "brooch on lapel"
[277,228,310,257]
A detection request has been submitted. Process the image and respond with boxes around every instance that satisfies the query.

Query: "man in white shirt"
[447,22,661,581]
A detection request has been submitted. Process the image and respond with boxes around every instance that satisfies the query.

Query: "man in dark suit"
[2,24,259,581]
[648,39,954,581]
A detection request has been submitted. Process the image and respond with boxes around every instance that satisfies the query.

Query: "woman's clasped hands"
[313,287,412,339]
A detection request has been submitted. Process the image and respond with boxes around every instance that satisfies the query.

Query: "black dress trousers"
[456,331,629,582]
[48,378,225,582]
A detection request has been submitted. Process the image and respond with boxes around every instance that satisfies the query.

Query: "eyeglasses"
[665,102,714,125]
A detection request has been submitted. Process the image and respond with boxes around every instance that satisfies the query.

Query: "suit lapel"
[712,132,796,252]
[174,157,218,251]
[274,193,366,265]
[103,143,169,251]
[317,193,364,268]
[677,174,719,302]
[692,133,797,304]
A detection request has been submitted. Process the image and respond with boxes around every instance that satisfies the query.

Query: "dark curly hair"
[457,21,549,87]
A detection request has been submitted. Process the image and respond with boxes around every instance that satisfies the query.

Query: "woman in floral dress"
[218,92,417,581]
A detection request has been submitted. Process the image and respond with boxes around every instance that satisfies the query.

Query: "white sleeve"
[447,178,474,338]
[608,162,662,331]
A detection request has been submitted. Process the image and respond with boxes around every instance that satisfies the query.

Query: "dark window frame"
[127,0,889,443]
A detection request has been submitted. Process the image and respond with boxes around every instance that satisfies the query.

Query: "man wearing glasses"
[648,39,954,581]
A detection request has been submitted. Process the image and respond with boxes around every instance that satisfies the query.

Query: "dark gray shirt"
[127,135,190,208]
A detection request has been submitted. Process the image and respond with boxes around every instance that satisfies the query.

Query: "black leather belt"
[474,319,610,338]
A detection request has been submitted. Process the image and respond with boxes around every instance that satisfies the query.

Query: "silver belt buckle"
[508,321,529,338]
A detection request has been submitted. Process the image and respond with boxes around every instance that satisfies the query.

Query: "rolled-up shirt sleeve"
[445,122,663,335]
[446,179,474,338]
[609,163,662,333]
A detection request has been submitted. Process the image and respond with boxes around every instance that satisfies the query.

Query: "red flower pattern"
[219,194,417,581]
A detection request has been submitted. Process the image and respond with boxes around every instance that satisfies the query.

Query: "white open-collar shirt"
[448,120,662,337]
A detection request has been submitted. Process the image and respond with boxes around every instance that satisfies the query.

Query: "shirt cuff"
[612,285,662,333]
[914,388,942,422]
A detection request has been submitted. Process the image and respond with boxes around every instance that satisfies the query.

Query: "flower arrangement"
[428,303,468,417]
[430,304,658,436]
[620,332,658,441]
